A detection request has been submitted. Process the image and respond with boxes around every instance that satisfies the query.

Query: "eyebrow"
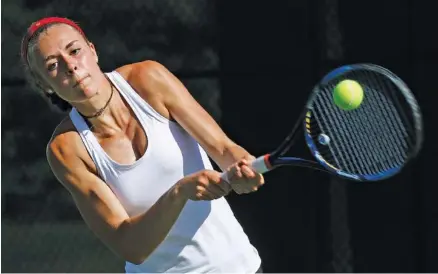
[44,40,79,62]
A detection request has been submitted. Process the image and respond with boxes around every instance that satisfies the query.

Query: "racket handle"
[251,155,271,174]
[220,155,271,183]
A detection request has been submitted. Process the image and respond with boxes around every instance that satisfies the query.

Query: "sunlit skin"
[28,22,264,200]
[28,24,113,117]
[28,24,142,141]
[27,21,264,265]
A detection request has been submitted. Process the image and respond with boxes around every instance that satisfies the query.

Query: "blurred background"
[2,0,437,272]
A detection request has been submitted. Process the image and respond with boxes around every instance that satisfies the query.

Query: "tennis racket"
[223,63,423,182]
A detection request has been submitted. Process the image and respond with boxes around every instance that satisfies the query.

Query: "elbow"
[125,255,146,265]
[114,224,151,265]
[117,247,150,265]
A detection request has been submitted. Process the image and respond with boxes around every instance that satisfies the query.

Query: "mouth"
[73,75,90,88]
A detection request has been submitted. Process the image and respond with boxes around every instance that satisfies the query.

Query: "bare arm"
[47,135,226,264]
[129,61,253,171]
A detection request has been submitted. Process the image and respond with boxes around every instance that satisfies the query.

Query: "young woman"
[21,17,265,273]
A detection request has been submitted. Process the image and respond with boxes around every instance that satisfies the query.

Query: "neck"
[81,82,114,119]
[74,75,130,134]
[73,74,113,116]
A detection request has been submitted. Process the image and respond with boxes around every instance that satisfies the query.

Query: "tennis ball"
[333,80,364,110]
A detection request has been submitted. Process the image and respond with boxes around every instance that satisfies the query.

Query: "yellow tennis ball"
[333,80,364,110]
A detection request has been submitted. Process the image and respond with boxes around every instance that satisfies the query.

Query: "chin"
[72,90,96,103]
[81,87,99,99]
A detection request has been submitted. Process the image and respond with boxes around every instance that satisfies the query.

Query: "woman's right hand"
[175,170,232,201]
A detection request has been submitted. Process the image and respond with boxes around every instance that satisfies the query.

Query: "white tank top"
[69,71,261,273]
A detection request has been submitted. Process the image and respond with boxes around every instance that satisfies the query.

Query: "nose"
[66,63,77,76]
[63,56,78,76]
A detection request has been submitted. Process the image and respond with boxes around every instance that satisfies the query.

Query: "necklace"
[80,75,115,119]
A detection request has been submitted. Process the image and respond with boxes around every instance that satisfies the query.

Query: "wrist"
[219,144,251,170]
[170,180,189,203]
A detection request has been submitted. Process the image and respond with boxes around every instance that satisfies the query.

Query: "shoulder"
[115,60,174,93]
[114,60,178,119]
[46,117,97,176]
[116,60,170,81]
[47,117,79,159]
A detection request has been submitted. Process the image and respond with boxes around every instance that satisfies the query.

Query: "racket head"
[303,64,423,181]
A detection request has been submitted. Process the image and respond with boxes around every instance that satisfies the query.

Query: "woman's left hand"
[224,155,265,195]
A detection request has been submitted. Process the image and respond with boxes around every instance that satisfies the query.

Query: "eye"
[47,62,58,71]
[70,48,81,55]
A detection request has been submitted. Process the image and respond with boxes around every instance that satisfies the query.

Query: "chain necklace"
[80,77,115,119]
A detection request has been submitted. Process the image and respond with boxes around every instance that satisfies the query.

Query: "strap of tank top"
[106,71,170,124]
[69,108,112,180]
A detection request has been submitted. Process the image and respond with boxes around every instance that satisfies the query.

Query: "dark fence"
[220,0,438,272]
[2,0,437,272]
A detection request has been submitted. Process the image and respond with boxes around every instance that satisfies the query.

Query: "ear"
[88,42,99,63]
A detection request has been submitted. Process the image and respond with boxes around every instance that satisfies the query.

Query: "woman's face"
[28,24,103,103]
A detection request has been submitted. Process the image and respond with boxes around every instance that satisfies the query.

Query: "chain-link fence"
[319,0,353,272]
[2,0,220,272]
[3,0,435,272]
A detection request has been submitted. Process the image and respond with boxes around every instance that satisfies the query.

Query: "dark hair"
[22,22,87,112]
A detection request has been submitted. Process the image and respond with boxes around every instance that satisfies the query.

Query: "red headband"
[21,17,85,67]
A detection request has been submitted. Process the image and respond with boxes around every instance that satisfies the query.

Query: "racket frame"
[255,64,423,182]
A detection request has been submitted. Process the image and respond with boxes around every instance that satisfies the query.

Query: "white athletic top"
[69,71,261,273]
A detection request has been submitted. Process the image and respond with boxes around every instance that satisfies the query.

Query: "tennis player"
[21,17,264,273]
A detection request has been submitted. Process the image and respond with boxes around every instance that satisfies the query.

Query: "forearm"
[116,185,187,264]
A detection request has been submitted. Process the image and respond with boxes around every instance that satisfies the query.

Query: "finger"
[231,181,259,194]
[193,192,204,201]
[231,183,249,194]
[239,155,256,166]
[251,172,265,187]
[204,186,226,200]
[258,173,265,185]
[234,188,251,195]
[241,165,255,178]
[202,190,217,200]
[207,172,232,193]
[228,166,243,180]
[232,186,244,195]
[216,179,232,193]
[208,183,230,197]
[194,188,216,200]
[194,185,213,201]
[238,158,249,166]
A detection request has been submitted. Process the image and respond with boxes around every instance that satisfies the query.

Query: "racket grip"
[220,155,271,183]
[251,155,271,174]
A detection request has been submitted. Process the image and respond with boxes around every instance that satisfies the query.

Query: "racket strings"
[309,70,414,176]
[356,71,411,156]
[326,90,386,174]
[343,85,408,170]
[345,72,407,170]
[362,70,411,137]
[365,70,416,143]
[316,89,384,175]
[317,84,381,175]
[313,96,368,174]
[345,91,403,171]
[307,117,343,168]
[360,74,409,157]
[352,100,403,170]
